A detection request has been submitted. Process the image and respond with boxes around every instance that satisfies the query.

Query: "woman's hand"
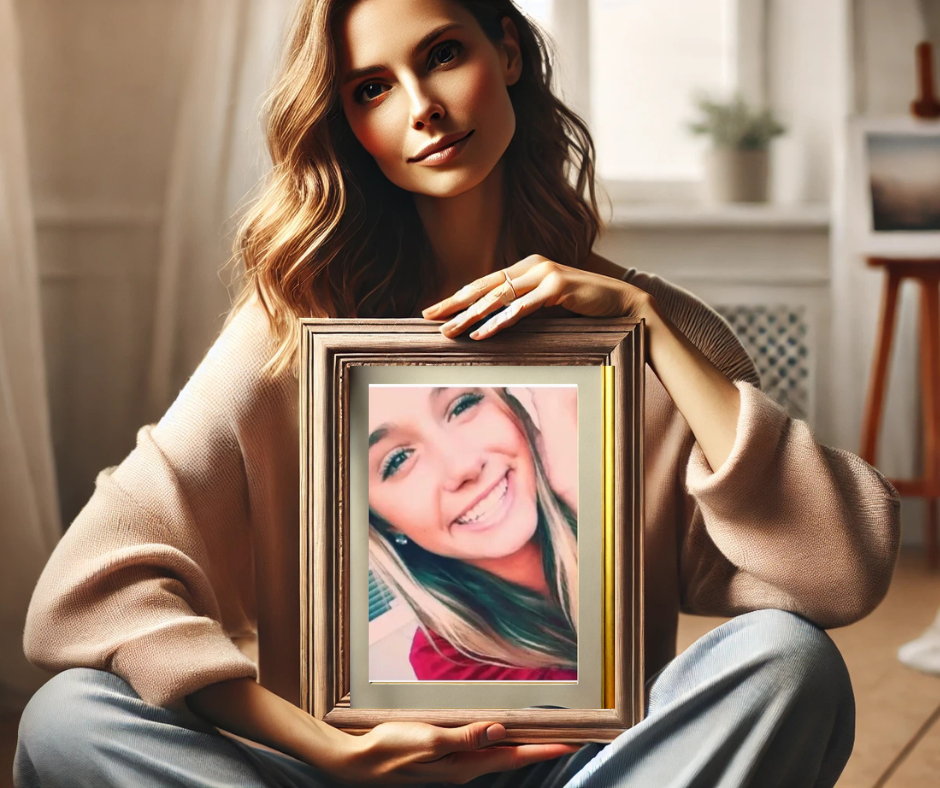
[525,387,579,513]
[188,678,578,787]
[333,720,580,785]
[421,255,654,340]
[421,253,742,474]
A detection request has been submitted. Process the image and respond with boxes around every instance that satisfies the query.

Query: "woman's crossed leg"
[14,609,854,788]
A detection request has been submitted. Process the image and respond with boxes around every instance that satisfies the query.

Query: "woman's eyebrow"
[343,22,465,86]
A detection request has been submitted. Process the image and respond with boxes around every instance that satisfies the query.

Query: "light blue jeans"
[14,610,855,787]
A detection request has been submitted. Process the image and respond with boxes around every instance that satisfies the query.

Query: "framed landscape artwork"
[299,317,644,743]
[846,115,940,257]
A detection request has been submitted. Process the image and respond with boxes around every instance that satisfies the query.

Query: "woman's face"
[368,387,539,561]
[337,0,521,199]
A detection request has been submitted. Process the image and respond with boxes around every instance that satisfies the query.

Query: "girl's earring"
[394,533,409,546]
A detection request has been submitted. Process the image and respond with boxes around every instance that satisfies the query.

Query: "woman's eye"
[356,82,388,103]
[355,42,461,104]
[381,448,413,480]
[430,41,462,69]
[448,392,483,420]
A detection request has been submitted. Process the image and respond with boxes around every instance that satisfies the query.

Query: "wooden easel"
[859,43,940,569]
[861,258,940,570]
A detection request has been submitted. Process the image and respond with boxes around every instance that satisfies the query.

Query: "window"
[368,569,395,621]
[514,0,767,202]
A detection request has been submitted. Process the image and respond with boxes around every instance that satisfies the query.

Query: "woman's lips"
[410,131,473,166]
[452,470,513,532]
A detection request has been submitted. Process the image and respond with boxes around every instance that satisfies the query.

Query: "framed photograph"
[846,115,940,257]
[299,317,644,743]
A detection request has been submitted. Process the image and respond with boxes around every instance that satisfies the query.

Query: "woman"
[368,386,578,681]
[15,0,899,786]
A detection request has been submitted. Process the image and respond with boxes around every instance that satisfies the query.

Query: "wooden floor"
[2,548,939,786]
[676,548,940,787]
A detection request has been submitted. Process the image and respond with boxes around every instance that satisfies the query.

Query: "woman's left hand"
[421,255,654,339]
[423,254,742,473]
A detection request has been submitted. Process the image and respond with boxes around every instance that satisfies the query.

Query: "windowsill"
[605,202,831,231]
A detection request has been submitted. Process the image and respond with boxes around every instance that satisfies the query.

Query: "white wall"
[17,0,195,524]
[833,0,932,547]
[18,0,932,547]
[599,0,932,548]
[596,0,840,429]
[766,0,845,205]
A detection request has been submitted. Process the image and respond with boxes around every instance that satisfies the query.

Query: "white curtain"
[828,0,928,483]
[148,0,298,415]
[0,0,62,711]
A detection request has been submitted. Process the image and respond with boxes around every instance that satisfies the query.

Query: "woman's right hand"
[327,720,580,785]
[189,677,578,786]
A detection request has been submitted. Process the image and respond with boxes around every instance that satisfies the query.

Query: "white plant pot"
[703,148,770,204]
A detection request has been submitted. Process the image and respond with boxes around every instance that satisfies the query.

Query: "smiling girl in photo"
[368,385,578,681]
[15,1,900,786]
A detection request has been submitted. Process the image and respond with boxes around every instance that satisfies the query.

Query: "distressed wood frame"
[299,317,644,743]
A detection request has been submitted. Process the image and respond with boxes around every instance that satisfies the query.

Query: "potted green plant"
[686,93,787,203]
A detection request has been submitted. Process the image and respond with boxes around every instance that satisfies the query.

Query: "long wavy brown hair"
[233,0,600,373]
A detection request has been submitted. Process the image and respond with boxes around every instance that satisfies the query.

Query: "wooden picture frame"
[299,317,644,743]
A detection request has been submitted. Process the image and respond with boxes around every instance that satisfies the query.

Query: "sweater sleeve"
[625,269,901,628]
[22,300,291,708]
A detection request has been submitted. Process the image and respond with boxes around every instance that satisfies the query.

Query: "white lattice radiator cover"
[715,304,810,421]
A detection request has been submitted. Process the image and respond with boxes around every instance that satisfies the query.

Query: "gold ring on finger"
[502,269,518,300]
[497,281,517,306]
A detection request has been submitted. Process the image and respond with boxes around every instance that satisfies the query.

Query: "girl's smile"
[451,468,513,530]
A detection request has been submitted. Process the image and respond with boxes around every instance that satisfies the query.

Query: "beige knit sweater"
[22,268,901,709]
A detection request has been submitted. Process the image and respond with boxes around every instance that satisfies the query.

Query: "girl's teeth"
[457,475,508,524]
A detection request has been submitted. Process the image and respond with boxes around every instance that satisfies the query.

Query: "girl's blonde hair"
[231,0,600,373]
[368,388,578,670]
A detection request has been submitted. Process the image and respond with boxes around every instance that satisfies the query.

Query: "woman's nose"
[408,83,445,130]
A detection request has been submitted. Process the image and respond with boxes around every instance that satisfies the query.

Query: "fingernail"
[486,724,506,741]
[469,329,481,339]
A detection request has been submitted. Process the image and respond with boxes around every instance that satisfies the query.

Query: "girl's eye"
[381,447,413,480]
[448,391,483,421]
[356,82,388,103]
[430,41,462,69]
